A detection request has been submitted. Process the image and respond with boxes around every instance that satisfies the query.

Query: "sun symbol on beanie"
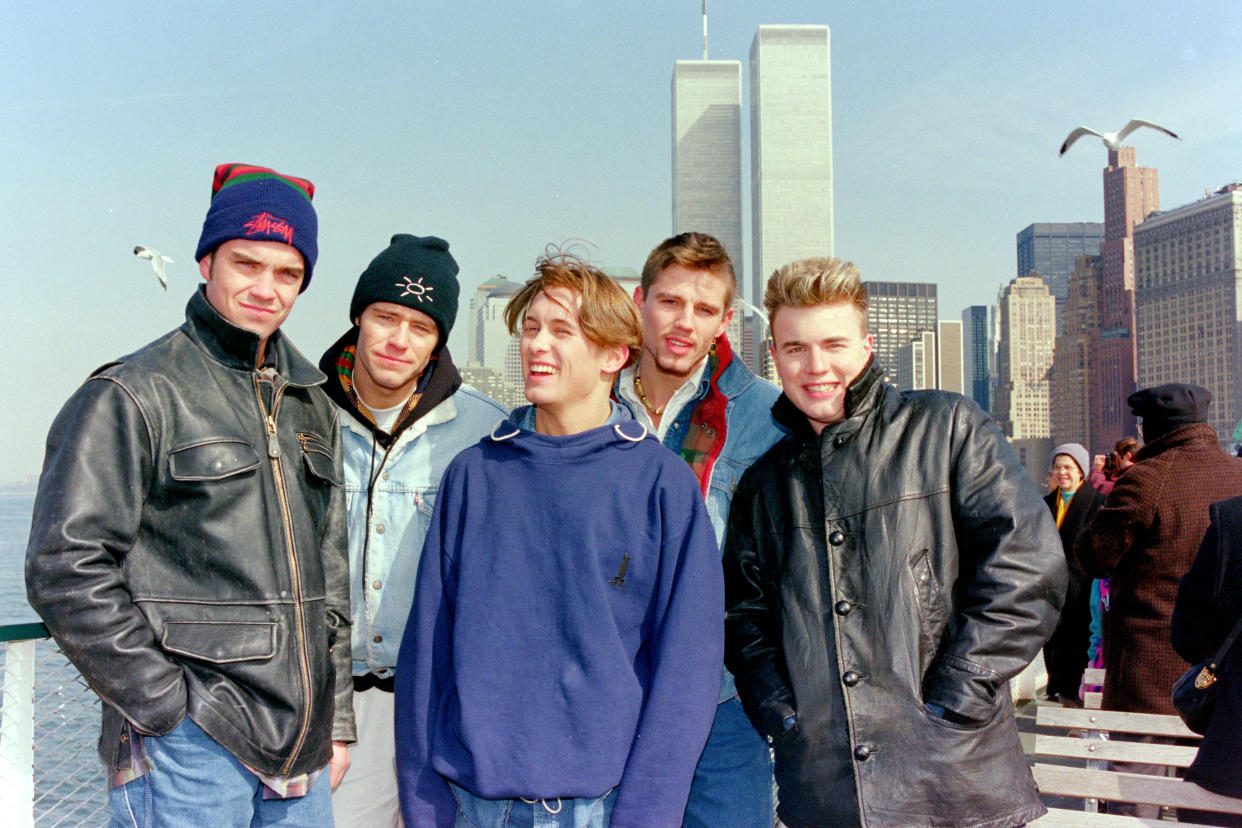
[396,276,433,303]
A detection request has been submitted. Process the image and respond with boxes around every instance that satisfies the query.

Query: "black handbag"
[1172,612,1242,734]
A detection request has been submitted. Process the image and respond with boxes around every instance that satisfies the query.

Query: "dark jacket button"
[833,436,845,447]
[843,670,860,686]
[829,530,846,546]
[854,744,872,760]
[835,600,852,616]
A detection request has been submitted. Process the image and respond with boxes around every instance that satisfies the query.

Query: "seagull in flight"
[1059,119,1180,156]
[134,245,173,289]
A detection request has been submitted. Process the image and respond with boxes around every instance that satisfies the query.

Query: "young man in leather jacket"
[26,163,352,825]
[722,257,1066,828]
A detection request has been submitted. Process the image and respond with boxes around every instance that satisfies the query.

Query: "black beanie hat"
[1128,383,1211,442]
[349,234,460,351]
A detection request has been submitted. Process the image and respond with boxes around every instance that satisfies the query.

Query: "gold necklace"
[633,362,665,416]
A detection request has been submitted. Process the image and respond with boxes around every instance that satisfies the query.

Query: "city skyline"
[2,2,1238,480]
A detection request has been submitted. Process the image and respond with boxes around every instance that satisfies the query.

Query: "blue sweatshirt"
[394,409,724,827]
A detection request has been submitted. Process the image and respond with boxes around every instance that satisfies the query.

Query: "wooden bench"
[1030,703,1242,826]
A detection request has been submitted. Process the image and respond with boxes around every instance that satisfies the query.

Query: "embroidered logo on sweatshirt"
[609,554,631,589]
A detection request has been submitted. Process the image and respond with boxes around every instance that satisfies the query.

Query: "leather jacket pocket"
[909,548,949,675]
[298,432,341,487]
[168,439,260,481]
[161,620,277,664]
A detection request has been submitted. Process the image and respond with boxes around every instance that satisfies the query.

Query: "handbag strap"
[1207,611,1242,669]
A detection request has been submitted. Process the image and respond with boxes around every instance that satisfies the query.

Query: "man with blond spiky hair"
[722,257,1065,827]
[395,251,724,828]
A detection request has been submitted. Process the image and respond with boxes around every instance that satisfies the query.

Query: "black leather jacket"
[723,360,1065,828]
[26,288,353,777]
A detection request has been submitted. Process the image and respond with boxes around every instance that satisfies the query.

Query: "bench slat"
[1033,734,1199,767]
[1032,806,1206,826]
[1082,668,1107,684]
[1035,705,1202,738]
[1032,765,1242,814]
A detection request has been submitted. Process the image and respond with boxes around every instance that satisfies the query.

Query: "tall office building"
[1051,255,1101,448]
[468,276,526,409]
[995,275,1055,479]
[468,275,522,367]
[750,24,834,313]
[1135,183,1242,446]
[1089,147,1159,449]
[864,281,937,385]
[937,320,964,394]
[961,306,991,412]
[672,60,744,291]
[895,323,962,393]
[897,331,936,391]
[1016,223,1104,334]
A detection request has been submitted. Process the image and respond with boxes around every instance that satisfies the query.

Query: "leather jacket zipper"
[253,373,313,776]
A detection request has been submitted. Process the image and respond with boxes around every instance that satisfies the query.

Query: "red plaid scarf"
[678,335,733,498]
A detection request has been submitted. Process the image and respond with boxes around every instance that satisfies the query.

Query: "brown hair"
[763,257,868,331]
[640,232,737,308]
[1114,437,1140,457]
[504,247,643,369]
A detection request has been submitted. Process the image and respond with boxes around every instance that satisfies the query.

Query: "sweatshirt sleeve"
[610,466,724,828]
[395,461,461,828]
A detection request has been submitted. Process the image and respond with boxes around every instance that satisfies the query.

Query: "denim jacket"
[338,384,506,677]
[620,353,785,700]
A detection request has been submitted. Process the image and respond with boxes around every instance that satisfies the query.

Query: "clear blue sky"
[2,1,1238,482]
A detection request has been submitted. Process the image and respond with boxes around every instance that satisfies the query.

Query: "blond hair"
[640,232,737,309]
[504,248,643,369]
[763,257,868,331]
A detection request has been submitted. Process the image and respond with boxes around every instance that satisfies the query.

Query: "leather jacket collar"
[772,355,886,441]
[185,286,323,387]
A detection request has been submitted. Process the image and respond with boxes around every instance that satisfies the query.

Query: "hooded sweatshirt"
[394,408,724,828]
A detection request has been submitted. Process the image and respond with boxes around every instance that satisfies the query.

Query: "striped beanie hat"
[195,163,319,291]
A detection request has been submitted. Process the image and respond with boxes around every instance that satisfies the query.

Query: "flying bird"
[1059,119,1180,156]
[133,245,173,289]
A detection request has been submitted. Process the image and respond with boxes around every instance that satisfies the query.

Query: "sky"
[2,0,1239,483]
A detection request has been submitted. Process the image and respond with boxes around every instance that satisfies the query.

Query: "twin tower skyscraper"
[672,24,834,323]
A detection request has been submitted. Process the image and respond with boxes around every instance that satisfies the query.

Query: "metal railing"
[0,623,106,828]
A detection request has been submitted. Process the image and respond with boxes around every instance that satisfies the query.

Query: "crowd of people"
[21,163,1242,827]
[1040,390,1242,822]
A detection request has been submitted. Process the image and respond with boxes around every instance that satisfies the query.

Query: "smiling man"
[395,251,724,827]
[26,163,352,825]
[616,232,784,827]
[319,234,506,827]
[722,257,1066,828]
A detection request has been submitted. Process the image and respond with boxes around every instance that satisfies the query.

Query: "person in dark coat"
[1076,384,1242,818]
[1172,494,1242,826]
[1042,443,1105,705]
[724,258,1065,828]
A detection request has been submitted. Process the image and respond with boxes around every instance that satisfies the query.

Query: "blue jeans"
[109,717,333,827]
[682,695,774,828]
[450,781,616,828]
